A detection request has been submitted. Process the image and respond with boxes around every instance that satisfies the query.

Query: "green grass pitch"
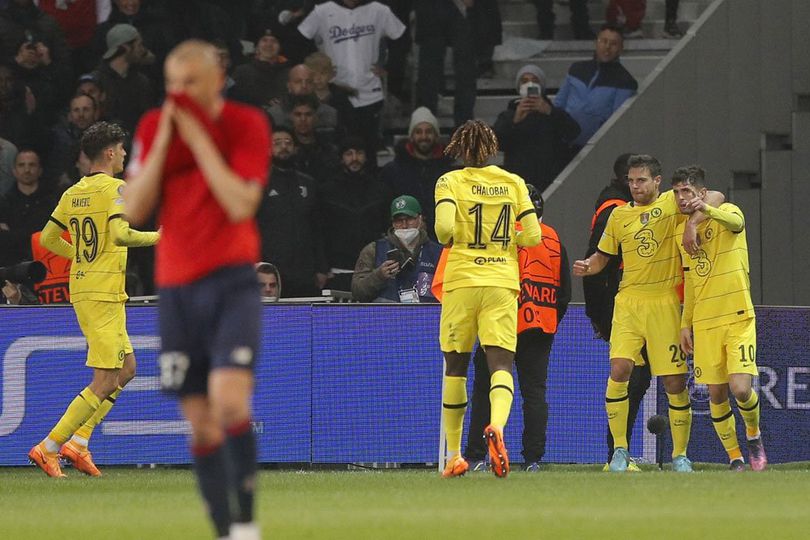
[2,464,809,539]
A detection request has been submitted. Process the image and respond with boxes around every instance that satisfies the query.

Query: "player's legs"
[182,394,232,539]
[73,352,136,447]
[707,383,743,466]
[725,318,765,469]
[439,288,478,473]
[463,346,490,464]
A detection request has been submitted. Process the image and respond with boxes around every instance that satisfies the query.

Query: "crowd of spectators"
[1,0,645,303]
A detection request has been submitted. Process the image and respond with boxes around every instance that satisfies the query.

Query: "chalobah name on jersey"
[471,185,510,196]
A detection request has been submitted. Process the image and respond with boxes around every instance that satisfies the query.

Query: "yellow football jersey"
[49,173,130,303]
[434,165,537,291]
[677,203,754,330]
[598,190,684,294]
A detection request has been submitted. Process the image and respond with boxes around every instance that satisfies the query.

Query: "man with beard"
[47,94,97,187]
[319,136,390,290]
[257,126,329,297]
[379,106,456,239]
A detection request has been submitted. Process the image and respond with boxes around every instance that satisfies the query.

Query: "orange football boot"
[442,454,469,478]
[484,425,510,478]
[28,443,66,478]
[60,441,102,477]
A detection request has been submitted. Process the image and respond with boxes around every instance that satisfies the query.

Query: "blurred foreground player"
[124,41,271,540]
[434,120,541,478]
[672,166,766,471]
[30,122,159,477]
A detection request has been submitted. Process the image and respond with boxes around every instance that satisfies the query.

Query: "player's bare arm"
[572,251,610,277]
[124,100,175,227]
[171,106,262,223]
[682,189,724,255]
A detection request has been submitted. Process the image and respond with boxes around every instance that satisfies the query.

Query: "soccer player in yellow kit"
[672,166,766,471]
[573,154,724,473]
[435,120,541,478]
[29,122,159,477]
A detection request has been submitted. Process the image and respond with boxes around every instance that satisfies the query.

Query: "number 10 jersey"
[49,173,129,303]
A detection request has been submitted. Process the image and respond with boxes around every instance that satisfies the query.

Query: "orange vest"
[430,222,563,335]
[30,231,72,304]
[590,198,627,231]
[517,223,562,334]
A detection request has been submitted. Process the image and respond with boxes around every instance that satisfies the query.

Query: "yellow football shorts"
[693,317,758,384]
[73,300,133,369]
[609,290,686,376]
[439,286,518,353]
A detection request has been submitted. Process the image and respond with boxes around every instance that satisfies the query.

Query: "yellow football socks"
[442,376,467,455]
[667,390,692,458]
[73,386,123,445]
[736,390,761,439]
[489,370,514,430]
[710,400,742,462]
[47,387,101,446]
[606,378,629,449]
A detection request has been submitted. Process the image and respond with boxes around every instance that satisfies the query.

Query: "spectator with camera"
[494,64,581,193]
[351,194,441,303]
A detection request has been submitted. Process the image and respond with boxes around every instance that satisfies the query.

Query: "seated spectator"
[298,0,406,165]
[493,64,580,193]
[94,23,156,134]
[304,51,353,129]
[47,93,97,189]
[257,126,330,298]
[351,195,441,303]
[267,63,338,131]
[2,277,39,305]
[75,72,110,122]
[256,261,281,301]
[379,107,456,239]
[554,24,637,161]
[0,148,56,267]
[230,30,291,109]
[289,93,340,183]
[320,136,390,290]
[248,0,317,65]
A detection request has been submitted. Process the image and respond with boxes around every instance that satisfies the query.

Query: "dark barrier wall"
[0,305,807,465]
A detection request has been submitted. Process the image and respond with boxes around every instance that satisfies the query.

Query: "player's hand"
[687,198,708,214]
[682,222,700,256]
[154,99,176,150]
[572,259,591,276]
[378,259,400,279]
[173,105,211,151]
[679,328,694,355]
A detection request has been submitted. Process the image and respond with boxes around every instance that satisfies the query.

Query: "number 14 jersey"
[49,173,130,303]
[434,165,536,292]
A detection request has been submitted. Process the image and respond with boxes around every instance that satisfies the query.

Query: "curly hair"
[444,120,499,167]
[80,121,126,161]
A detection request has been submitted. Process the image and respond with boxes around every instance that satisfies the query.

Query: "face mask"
[519,82,542,98]
[394,228,420,245]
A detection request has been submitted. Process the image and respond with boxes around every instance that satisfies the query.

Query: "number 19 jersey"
[598,190,684,295]
[434,165,536,292]
[49,173,129,303]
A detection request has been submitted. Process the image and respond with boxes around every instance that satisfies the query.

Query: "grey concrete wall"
[544,0,809,305]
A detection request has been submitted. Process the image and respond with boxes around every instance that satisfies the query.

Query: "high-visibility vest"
[30,231,71,304]
[517,223,562,334]
[590,198,628,231]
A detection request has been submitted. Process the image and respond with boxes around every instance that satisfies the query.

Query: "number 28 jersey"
[49,173,129,303]
[434,165,536,292]
[598,190,684,295]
